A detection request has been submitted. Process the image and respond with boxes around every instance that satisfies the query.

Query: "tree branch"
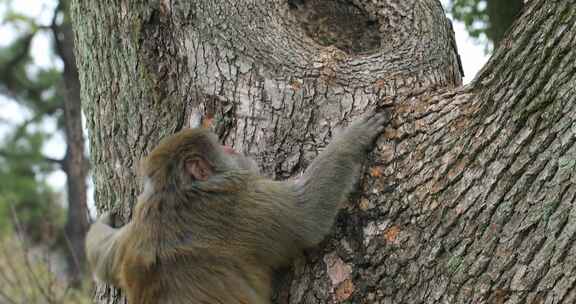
[0,149,63,166]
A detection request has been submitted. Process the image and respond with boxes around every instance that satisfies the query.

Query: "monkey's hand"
[98,211,113,225]
[337,110,390,151]
[86,211,124,287]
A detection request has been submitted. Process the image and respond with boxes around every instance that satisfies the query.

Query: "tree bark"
[70,0,576,303]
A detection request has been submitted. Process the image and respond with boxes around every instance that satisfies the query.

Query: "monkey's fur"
[86,111,389,304]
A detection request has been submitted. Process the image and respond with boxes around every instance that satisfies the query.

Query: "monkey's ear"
[185,158,213,181]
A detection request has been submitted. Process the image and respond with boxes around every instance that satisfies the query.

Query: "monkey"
[85,110,390,304]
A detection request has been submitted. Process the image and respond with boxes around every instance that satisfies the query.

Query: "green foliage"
[0,0,65,242]
[3,11,39,29]
[0,33,63,114]
[448,0,524,48]
[0,0,89,291]
[0,130,64,242]
[449,0,488,39]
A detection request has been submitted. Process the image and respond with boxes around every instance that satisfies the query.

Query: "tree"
[0,0,89,287]
[70,0,576,303]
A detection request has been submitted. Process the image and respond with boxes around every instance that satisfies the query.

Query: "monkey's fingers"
[99,212,113,226]
[364,111,390,133]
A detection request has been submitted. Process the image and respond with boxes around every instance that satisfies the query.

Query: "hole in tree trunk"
[288,0,381,54]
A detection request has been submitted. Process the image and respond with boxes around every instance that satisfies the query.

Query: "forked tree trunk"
[71,0,576,303]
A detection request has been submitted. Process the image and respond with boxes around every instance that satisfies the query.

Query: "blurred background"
[0,0,522,302]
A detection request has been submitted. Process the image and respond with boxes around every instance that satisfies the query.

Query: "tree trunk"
[54,2,90,287]
[70,0,576,303]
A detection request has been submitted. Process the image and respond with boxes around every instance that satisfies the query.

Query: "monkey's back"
[119,176,307,304]
[169,255,271,304]
[123,252,271,304]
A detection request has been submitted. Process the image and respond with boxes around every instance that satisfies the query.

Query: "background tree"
[0,0,89,287]
[71,0,576,303]
[449,0,524,47]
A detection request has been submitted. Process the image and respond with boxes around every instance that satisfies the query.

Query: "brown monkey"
[86,111,389,304]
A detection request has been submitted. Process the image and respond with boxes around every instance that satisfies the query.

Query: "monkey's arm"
[293,111,389,244]
[85,212,126,287]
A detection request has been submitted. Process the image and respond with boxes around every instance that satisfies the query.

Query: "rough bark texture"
[70,0,576,303]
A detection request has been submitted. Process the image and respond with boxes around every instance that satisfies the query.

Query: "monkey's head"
[141,128,257,194]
